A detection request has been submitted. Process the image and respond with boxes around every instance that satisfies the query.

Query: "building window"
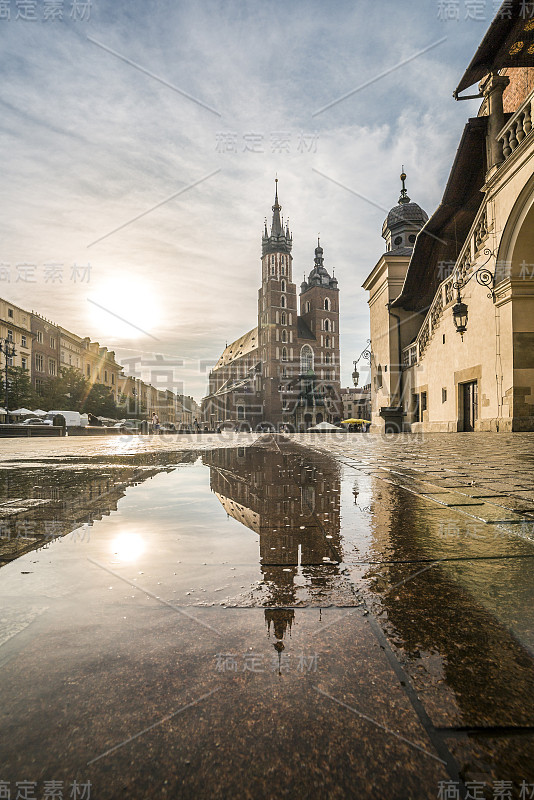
[325,353,331,364]
[281,347,288,362]
[281,295,286,308]
[37,330,43,344]
[300,345,313,373]
[7,329,13,342]
[104,370,108,382]
[237,406,245,420]
[281,311,286,325]
[442,388,447,403]
[306,301,311,313]
[280,255,284,265]
[21,357,27,370]
[87,365,91,377]
[50,337,56,349]
[325,336,330,348]
[324,298,330,311]
[282,330,287,343]
[281,279,286,292]
[111,374,115,385]
[36,379,44,395]
[271,255,275,264]
[421,391,427,413]
[21,335,27,348]
[7,308,13,318]
[48,359,56,376]
[35,354,44,372]
[324,319,329,331]
[271,265,276,275]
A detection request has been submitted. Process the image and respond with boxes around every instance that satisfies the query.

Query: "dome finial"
[399,166,410,205]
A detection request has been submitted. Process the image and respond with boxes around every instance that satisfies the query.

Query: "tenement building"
[202,182,342,430]
[363,6,534,432]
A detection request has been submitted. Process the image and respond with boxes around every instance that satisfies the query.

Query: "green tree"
[0,366,37,410]
[82,383,118,417]
[40,367,89,410]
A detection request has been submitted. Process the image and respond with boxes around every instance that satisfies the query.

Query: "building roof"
[455,1,534,96]
[383,202,429,233]
[297,316,316,340]
[391,116,488,312]
[213,326,259,371]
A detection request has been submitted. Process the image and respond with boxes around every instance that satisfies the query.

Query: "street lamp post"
[0,337,17,424]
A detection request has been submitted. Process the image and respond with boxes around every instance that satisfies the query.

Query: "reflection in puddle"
[111,531,145,562]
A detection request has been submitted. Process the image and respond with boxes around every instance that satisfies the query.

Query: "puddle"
[2,439,534,797]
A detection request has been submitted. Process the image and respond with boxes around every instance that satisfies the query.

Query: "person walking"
[151,412,160,433]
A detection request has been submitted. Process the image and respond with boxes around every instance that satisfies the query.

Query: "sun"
[87,277,162,339]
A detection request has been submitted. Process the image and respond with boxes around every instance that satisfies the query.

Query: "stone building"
[30,313,60,393]
[363,7,534,432]
[202,183,343,430]
[0,299,32,375]
[340,385,371,422]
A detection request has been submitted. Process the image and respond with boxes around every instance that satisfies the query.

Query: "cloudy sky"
[0,0,494,400]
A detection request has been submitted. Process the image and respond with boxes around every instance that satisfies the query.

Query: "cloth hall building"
[202,183,342,430]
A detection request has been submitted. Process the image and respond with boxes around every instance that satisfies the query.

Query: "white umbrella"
[11,408,34,416]
[32,409,47,416]
[307,421,343,432]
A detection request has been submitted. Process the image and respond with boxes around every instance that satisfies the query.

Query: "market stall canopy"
[307,421,343,432]
[455,0,534,96]
[32,409,47,416]
[11,408,34,415]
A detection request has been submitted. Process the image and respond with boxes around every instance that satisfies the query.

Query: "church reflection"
[203,440,342,651]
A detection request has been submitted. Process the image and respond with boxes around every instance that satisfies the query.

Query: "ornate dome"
[382,170,428,252]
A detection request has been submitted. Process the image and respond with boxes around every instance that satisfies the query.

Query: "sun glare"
[111,532,146,563]
[88,278,162,339]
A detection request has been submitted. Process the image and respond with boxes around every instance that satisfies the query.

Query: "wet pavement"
[1,433,534,799]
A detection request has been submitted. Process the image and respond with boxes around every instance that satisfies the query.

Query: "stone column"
[480,73,510,174]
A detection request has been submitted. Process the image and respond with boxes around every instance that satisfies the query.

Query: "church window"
[409,234,416,244]
[306,301,311,313]
[276,311,279,324]
[324,298,330,311]
[324,319,329,331]
[325,353,331,364]
[300,345,313,373]
[281,312,286,325]
[281,347,288,362]
[281,295,286,308]
[289,313,293,325]
[281,255,284,265]
[271,255,275,264]
[394,236,403,246]
[281,280,286,292]
[271,265,276,275]
[325,336,330,348]
[282,330,287,343]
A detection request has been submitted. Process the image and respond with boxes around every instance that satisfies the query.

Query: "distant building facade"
[340,385,371,422]
[202,183,343,430]
[363,9,534,433]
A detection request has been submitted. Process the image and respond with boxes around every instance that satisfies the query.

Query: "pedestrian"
[152,412,160,433]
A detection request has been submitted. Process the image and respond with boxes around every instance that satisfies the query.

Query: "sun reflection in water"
[111,532,145,562]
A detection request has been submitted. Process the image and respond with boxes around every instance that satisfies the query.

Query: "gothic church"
[202,182,342,430]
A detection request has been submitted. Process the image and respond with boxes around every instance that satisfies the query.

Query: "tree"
[0,366,37,409]
[82,383,119,417]
[39,367,89,410]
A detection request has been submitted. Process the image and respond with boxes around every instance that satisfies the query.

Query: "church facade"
[202,183,342,430]
[363,6,534,433]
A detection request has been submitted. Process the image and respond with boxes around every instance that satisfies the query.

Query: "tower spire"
[398,166,411,205]
[271,177,282,235]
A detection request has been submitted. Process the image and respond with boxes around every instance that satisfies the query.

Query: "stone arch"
[496,171,534,280]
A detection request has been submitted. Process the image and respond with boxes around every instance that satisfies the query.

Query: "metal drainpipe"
[387,304,403,409]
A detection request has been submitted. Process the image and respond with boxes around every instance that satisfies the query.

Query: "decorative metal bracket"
[452,248,496,302]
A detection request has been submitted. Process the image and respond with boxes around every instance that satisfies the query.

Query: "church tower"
[258,180,296,423]
[300,239,340,389]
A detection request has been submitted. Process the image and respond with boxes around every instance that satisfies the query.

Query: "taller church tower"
[258,180,296,423]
